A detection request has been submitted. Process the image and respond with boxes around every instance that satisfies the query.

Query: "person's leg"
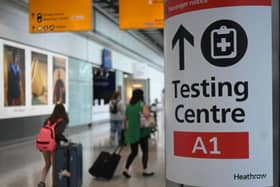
[50,151,55,186]
[140,137,148,169]
[123,143,138,178]
[116,120,123,145]
[140,137,154,176]
[110,120,117,144]
[38,151,51,186]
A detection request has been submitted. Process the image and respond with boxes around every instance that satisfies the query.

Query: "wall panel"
[68,58,92,127]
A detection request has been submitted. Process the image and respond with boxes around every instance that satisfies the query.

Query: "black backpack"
[110,101,118,114]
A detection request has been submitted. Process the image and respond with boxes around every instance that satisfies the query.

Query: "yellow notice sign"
[29,0,92,33]
[119,0,164,29]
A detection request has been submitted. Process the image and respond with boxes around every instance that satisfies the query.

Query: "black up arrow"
[172,25,194,70]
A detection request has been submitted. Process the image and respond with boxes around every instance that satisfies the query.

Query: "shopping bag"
[140,113,156,128]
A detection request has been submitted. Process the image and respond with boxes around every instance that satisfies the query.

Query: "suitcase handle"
[112,146,122,154]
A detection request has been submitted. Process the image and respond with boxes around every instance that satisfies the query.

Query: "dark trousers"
[125,137,149,170]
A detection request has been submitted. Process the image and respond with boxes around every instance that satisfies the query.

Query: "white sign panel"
[133,62,148,79]
[165,1,272,187]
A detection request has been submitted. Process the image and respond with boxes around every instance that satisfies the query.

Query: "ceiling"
[93,0,164,53]
[11,0,164,54]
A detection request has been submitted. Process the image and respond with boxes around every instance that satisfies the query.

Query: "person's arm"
[53,82,57,103]
[123,116,127,129]
[17,65,21,81]
[18,67,22,99]
[119,101,126,115]
[123,106,128,129]
[55,120,67,136]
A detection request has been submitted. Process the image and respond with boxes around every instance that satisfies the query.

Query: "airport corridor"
[0,112,165,187]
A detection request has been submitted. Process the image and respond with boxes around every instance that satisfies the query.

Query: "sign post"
[164,1,273,186]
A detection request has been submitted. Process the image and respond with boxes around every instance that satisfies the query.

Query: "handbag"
[140,113,155,128]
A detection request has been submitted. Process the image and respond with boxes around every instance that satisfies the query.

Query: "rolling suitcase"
[53,142,83,187]
[88,146,122,180]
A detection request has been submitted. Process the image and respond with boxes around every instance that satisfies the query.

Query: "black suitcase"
[88,146,122,180]
[53,142,83,187]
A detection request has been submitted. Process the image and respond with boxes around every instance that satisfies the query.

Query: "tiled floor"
[0,113,165,187]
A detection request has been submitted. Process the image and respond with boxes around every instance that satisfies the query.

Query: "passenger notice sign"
[164,0,273,186]
[119,0,164,29]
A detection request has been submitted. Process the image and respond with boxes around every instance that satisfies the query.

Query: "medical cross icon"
[201,20,248,67]
[217,38,231,52]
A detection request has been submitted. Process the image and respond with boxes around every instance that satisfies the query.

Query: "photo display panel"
[31,51,48,105]
[3,45,26,107]
[0,40,68,119]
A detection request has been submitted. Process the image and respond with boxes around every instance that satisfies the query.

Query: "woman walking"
[37,103,69,187]
[123,89,154,178]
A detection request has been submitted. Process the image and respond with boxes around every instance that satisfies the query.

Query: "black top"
[44,119,68,142]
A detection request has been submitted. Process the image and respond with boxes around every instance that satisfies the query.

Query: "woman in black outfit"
[38,103,69,187]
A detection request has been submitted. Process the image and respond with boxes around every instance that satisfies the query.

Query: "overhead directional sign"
[119,0,164,29]
[29,0,92,33]
[165,0,272,186]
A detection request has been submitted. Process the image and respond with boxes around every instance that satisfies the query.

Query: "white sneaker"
[143,168,154,176]
[122,170,131,178]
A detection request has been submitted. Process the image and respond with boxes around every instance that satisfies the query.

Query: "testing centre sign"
[165,0,272,187]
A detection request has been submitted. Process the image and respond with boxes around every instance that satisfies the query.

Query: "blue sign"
[101,48,112,69]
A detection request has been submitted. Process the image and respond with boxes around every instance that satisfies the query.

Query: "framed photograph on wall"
[31,51,48,105]
[53,56,66,104]
[3,44,26,107]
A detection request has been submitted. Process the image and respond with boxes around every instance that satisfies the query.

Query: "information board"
[29,0,92,33]
[119,0,163,29]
